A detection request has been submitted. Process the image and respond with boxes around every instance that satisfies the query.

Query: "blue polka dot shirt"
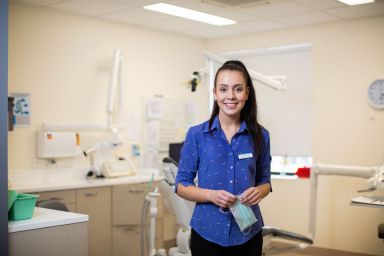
[175,116,272,247]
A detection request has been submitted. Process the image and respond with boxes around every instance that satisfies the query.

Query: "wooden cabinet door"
[112,225,142,256]
[112,222,163,256]
[113,183,147,225]
[77,187,112,256]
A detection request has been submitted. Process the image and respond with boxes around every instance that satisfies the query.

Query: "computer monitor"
[169,142,183,164]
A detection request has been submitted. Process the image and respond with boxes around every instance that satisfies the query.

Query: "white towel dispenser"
[37,132,81,158]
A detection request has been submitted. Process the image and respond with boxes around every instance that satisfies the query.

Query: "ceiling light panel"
[337,0,375,5]
[143,3,237,26]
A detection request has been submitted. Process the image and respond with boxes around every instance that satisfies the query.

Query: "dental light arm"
[107,49,124,130]
[309,163,384,239]
[84,49,125,176]
[202,50,287,91]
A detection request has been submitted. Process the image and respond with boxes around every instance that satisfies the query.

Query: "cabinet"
[33,181,166,256]
[77,187,112,256]
[112,182,163,256]
[9,208,88,256]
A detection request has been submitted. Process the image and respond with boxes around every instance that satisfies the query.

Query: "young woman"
[175,60,272,256]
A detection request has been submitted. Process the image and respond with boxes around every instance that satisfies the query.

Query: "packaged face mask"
[229,198,257,232]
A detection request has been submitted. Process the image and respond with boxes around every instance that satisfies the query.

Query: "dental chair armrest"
[163,157,179,166]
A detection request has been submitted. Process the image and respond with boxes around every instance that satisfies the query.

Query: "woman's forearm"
[176,183,212,203]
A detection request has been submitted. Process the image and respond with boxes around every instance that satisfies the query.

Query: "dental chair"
[160,157,194,256]
[160,157,313,256]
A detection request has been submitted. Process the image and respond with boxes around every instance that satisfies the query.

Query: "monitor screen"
[169,142,183,164]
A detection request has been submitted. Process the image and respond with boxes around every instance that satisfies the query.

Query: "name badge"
[238,153,253,160]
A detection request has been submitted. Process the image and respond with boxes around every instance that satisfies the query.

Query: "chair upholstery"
[36,200,69,212]
[379,223,384,239]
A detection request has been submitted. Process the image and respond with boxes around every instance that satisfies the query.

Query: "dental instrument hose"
[140,198,150,256]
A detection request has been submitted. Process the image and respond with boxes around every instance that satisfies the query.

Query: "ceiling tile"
[182,26,245,39]
[144,17,208,33]
[232,19,290,33]
[240,1,314,18]
[293,0,345,10]
[100,7,171,25]
[325,2,384,19]
[45,0,130,16]
[273,11,341,27]
[10,0,64,7]
[110,0,163,8]
[209,8,259,22]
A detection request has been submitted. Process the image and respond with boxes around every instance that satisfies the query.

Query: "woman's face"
[214,70,249,120]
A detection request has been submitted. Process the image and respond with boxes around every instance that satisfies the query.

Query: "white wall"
[8,4,208,169]
[206,16,384,255]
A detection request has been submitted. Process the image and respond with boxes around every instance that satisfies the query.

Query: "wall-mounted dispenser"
[37,132,81,159]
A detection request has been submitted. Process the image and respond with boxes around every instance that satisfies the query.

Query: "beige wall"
[8,4,208,169]
[206,17,384,255]
[9,4,384,255]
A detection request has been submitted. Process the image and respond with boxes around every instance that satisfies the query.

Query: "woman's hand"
[240,183,270,205]
[208,190,237,208]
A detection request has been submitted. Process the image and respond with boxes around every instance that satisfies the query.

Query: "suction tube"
[140,198,150,256]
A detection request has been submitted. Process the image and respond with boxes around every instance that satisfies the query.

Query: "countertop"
[8,207,89,233]
[9,166,162,193]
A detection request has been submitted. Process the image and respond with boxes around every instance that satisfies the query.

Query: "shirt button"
[230,166,233,169]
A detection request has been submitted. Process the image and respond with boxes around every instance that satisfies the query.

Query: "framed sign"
[12,93,31,127]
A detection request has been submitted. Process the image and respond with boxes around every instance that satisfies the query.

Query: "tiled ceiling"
[9,0,384,39]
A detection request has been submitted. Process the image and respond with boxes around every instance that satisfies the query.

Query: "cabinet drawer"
[112,225,141,256]
[112,221,163,256]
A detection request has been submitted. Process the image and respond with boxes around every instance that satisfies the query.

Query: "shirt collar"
[204,115,249,133]
[203,116,220,133]
[238,120,248,133]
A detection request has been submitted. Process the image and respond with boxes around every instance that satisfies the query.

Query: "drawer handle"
[124,227,135,231]
[84,192,98,197]
[128,189,144,193]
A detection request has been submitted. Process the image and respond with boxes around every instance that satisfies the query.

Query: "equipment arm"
[203,50,287,91]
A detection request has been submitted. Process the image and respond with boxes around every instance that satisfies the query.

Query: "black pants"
[191,229,263,256]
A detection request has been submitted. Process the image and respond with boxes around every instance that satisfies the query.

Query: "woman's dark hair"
[209,60,264,157]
